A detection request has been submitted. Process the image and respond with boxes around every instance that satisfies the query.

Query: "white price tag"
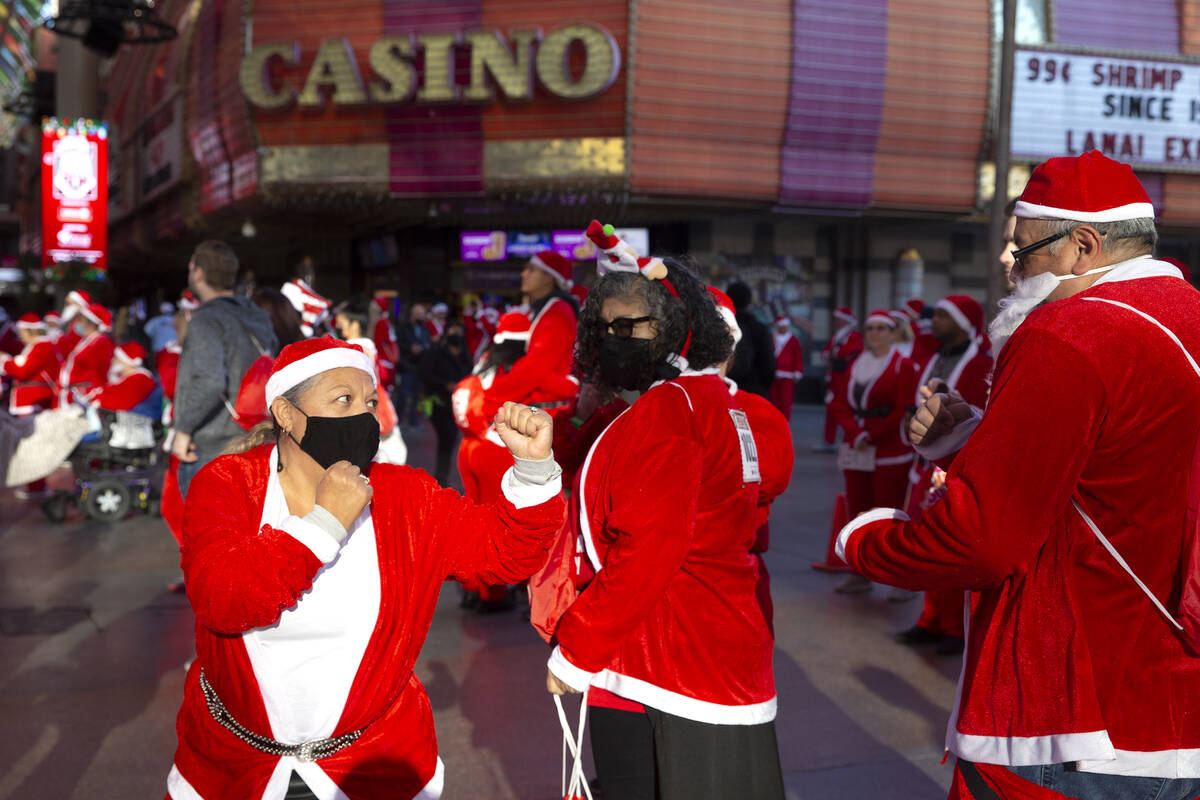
[838,443,877,472]
[729,409,761,484]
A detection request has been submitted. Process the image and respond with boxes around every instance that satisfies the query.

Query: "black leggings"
[429,404,459,486]
[589,705,785,800]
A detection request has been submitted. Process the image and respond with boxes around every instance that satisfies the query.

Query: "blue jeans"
[1007,763,1200,800]
[176,450,219,501]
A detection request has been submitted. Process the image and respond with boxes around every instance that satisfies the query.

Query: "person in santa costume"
[483,250,580,414]
[334,299,407,465]
[424,302,448,343]
[281,279,332,339]
[828,308,920,594]
[769,313,803,421]
[894,294,993,654]
[90,340,157,412]
[165,336,565,800]
[818,307,863,451]
[53,289,92,357]
[837,150,1200,799]
[546,222,783,800]
[58,302,115,408]
[0,307,21,358]
[1,313,61,416]
[369,297,399,390]
[901,298,941,364]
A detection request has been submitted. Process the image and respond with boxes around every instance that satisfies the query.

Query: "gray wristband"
[305,504,349,545]
[512,455,562,486]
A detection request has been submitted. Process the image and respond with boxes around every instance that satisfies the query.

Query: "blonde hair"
[221,374,320,456]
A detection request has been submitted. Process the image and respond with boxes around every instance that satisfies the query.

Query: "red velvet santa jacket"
[837,259,1200,778]
[169,444,565,800]
[58,331,114,407]
[489,297,578,408]
[548,372,776,724]
[730,380,795,553]
[91,368,156,411]
[773,333,804,381]
[829,349,920,464]
[1,339,61,414]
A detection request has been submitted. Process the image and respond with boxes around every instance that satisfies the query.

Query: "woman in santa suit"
[546,223,783,800]
[165,336,565,800]
[828,309,921,594]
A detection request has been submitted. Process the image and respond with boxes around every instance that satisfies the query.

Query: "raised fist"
[494,401,553,461]
[909,392,973,447]
[315,461,373,531]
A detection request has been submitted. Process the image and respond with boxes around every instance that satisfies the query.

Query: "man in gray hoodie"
[171,240,278,499]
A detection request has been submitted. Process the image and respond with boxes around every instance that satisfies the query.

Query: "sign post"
[41,118,109,274]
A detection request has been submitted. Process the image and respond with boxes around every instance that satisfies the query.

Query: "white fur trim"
[278,514,341,564]
[79,305,109,330]
[717,307,742,345]
[529,254,573,289]
[167,764,204,800]
[1078,748,1200,779]
[951,729,1115,769]
[548,645,598,693]
[1090,256,1183,286]
[500,464,562,509]
[594,670,777,725]
[265,348,377,407]
[864,313,895,328]
[1013,199,1154,222]
[833,309,856,325]
[491,330,531,344]
[935,298,975,339]
[15,320,43,331]
[835,507,910,562]
[875,453,915,466]
[114,347,143,368]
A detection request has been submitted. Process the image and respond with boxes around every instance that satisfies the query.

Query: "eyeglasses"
[603,316,653,338]
[1010,230,1070,273]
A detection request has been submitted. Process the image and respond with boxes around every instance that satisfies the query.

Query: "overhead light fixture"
[43,0,177,57]
[241,219,257,239]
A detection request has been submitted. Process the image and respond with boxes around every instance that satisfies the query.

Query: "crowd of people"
[7,148,1198,800]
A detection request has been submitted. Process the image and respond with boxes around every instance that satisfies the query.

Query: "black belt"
[199,669,364,762]
[855,405,893,419]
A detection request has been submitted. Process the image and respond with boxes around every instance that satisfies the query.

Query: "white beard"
[987,271,1060,352]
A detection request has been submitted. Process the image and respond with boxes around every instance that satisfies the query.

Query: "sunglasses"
[603,316,653,338]
[1010,230,1070,273]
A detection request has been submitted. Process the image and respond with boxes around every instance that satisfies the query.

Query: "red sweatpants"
[769,379,795,422]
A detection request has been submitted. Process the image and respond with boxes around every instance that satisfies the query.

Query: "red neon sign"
[41,118,108,270]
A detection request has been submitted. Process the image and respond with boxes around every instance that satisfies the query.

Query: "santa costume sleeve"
[92,371,156,411]
[837,327,1104,591]
[0,341,54,380]
[433,458,566,586]
[182,455,347,634]
[551,416,704,683]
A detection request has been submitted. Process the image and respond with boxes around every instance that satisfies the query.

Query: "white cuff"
[502,463,563,509]
[548,645,597,693]
[305,504,349,545]
[914,405,982,462]
[279,513,341,564]
[835,507,910,562]
[852,431,870,448]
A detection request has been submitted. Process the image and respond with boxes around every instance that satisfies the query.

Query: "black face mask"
[287,406,379,472]
[598,335,673,392]
[445,334,465,349]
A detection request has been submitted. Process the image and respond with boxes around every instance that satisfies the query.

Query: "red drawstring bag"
[529,471,596,643]
[222,322,273,431]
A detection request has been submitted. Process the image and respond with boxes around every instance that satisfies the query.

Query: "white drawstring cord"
[554,690,593,800]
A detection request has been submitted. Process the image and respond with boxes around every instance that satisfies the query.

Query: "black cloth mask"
[287,406,379,472]
[598,336,679,392]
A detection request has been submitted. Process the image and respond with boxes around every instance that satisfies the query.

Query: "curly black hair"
[574,257,734,392]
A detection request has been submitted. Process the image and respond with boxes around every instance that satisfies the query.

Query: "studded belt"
[199,669,364,762]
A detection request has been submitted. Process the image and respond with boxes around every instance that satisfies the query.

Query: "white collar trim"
[1090,255,1183,287]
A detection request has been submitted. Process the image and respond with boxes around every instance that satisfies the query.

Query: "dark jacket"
[728,309,776,398]
[174,295,278,455]
[398,320,432,369]
[418,343,472,403]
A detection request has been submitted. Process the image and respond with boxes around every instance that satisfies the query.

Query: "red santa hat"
[889,309,909,326]
[265,336,377,408]
[902,299,924,320]
[43,311,61,327]
[114,340,147,367]
[707,286,742,346]
[16,312,44,330]
[833,307,856,325]
[491,311,533,344]
[66,289,92,308]
[570,284,589,306]
[1014,149,1154,222]
[373,297,391,315]
[864,309,897,328]
[179,290,200,312]
[935,294,984,341]
[586,221,669,281]
[775,314,791,326]
[80,303,112,331]
[529,251,574,290]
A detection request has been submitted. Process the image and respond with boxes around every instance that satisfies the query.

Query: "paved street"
[0,406,959,799]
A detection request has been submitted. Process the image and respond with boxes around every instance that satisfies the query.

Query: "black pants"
[429,403,459,486]
[589,705,785,800]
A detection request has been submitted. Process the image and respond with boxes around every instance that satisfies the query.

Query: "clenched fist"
[495,402,553,460]
[909,390,973,448]
[315,461,373,531]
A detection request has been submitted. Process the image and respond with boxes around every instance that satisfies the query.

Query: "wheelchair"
[42,389,166,524]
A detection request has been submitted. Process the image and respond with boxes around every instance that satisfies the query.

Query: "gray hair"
[1042,217,1157,257]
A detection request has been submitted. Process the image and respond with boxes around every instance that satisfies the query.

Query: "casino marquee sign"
[241,23,621,110]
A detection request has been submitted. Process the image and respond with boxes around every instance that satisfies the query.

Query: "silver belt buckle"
[297,740,318,763]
